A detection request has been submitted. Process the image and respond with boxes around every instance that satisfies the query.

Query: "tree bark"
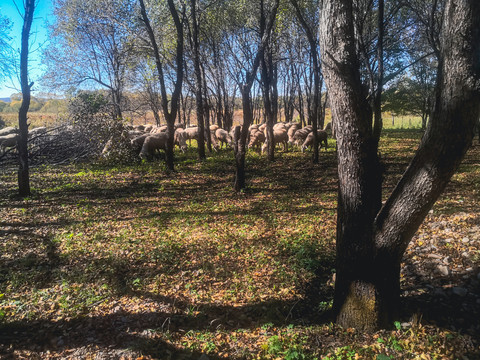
[17,0,36,197]
[190,0,206,159]
[290,0,321,163]
[319,0,480,331]
[139,0,183,171]
[233,0,279,191]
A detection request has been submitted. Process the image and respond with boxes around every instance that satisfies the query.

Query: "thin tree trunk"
[190,0,206,160]
[233,0,279,191]
[139,0,183,171]
[17,0,36,197]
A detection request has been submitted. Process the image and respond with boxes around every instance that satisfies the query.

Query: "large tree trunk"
[17,0,35,197]
[319,0,480,331]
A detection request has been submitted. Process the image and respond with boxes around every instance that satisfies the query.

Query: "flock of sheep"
[115,121,330,160]
[1,120,331,164]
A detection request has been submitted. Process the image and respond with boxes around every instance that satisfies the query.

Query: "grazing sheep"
[215,128,232,148]
[143,124,154,133]
[249,124,259,133]
[210,124,219,133]
[140,132,168,159]
[128,130,145,138]
[0,127,18,137]
[0,133,20,153]
[151,125,168,134]
[273,122,287,131]
[130,133,150,154]
[287,123,301,145]
[293,125,313,147]
[248,130,266,151]
[174,128,188,152]
[29,127,47,137]
[301,130,328,152]
[184,126,199,145]
[261,128,288,154]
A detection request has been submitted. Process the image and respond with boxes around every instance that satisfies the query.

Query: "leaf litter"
[0,130,479,359]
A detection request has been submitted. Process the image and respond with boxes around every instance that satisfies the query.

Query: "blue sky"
[0,0,54,98]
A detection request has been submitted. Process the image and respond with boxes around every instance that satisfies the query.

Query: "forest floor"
[0,129,479,359]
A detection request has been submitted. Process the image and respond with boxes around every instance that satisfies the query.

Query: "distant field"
[1,112,66,129]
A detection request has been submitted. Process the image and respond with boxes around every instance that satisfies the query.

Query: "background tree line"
[39,0,437,133]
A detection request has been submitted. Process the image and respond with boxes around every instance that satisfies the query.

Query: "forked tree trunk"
[139,0,183,172]
[233,0,279,191]
[319,0,480,331]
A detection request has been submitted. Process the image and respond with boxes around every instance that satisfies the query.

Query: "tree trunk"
[233,125,244,191]
[320,0,480,331]
[190,0,206,160]
[261,47,276,161]
[17,0,36,197]
[165,114,175,171]
[139,0,183,171]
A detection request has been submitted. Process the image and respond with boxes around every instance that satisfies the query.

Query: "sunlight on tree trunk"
[17,0,36,197]
[320,0,480,331]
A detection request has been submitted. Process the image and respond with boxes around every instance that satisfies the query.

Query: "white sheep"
[293,125,313,147]
[0,127,18,137]
[261,128,288,154]
[0,133,20,153]
[215,128,232,148]
[301,130,328,152]
[174,128,188,152]
[140,133,168,159]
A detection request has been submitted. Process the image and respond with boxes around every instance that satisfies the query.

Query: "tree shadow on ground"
[0,295,334,359]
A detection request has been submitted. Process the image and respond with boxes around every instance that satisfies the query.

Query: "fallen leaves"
[0,130,479,358]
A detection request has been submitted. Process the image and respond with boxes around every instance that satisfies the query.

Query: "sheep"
[215,128,232,148]
[151,125,168,134]
[140,132,168,159]
[174,128,188,152]
[28,127,47,137]
[261,128,288,154]
[301,130,328,152]
[128,130,144,138]
[293,125,313,147]
[184,126,199,145]
[248,130,266,151]
[0,127,18,137]
[287,123,301,145]
[143,124,154,133]
[0,133,20,153]
[273,122,287,131]
[130,133,150,154]
[210,124,219,133]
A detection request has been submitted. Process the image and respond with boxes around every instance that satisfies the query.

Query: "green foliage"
[40,99,68,113]
[0,14,13,82]
[262,330,309,359]
[2,100,21,113]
